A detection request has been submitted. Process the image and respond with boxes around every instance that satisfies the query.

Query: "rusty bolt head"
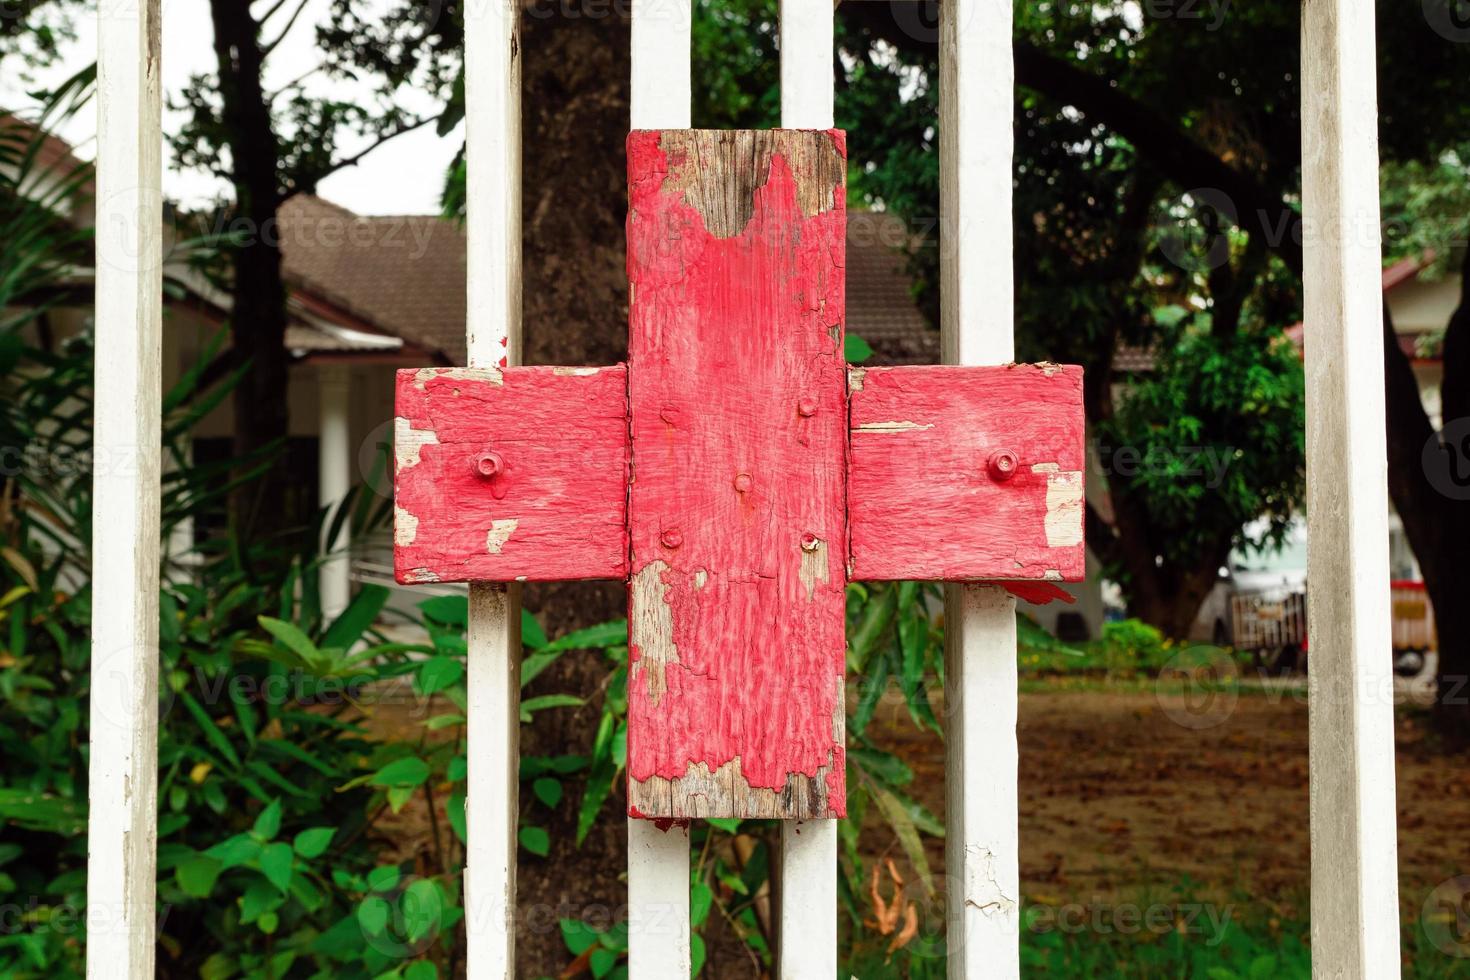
[734,473,754,493]
[660,528,683,549]
[797,398,818,418]
[475,451,505,479]
[987,449,1019,481]
[800,533,821,552]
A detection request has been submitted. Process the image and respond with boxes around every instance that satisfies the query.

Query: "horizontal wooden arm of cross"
[393,360,1085,592]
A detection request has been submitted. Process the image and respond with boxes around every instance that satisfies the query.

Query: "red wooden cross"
[394,130,1084,821]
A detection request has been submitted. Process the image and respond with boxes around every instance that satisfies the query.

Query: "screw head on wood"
[797,398,818,417]
[661,528,683,549]
[987,449,1019,481]
[734,473,754,493]
[800,533,820,552]
[474,451,505,479]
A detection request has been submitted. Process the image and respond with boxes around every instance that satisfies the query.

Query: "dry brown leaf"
[888,902,919,955]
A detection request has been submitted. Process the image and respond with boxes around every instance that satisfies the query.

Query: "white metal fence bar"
[939,0,1022,975]
[631,0,692,131]
[464,0,524,973]
[628,816,693,976]
[1300,0,1402,975]
[779,0,833,130]
[776,1,839,975]
[87,0,163,976]
[628,0,694,974]
[778,821,837,977]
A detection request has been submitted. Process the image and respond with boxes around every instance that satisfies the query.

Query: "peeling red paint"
[393,366,629,583]
[848,364,1087,583]
[626,130,848,818]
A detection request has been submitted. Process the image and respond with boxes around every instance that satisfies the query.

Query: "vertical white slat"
[628,821,693,977]
[317,365,352,619]
[465,0,523,975]
[88,0,162,976]
[1300,0,1401,976]
[776,3,838,978]
[778,821,836,978]
[779,0,833,130]
[939,0,1021,976]
[631,0,692,130]
[627,1,692,975]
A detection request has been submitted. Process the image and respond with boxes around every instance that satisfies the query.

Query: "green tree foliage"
[678,0,1470,652]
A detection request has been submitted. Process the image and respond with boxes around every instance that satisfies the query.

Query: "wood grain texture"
[1301,0,1402,975]
[394,365,629,583]
[625,129,848,820]
[847,364,1085,583]
[87,0,163,976]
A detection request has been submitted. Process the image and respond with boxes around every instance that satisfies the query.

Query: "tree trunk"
[1388,245,1470,742]
[209,0,291,539]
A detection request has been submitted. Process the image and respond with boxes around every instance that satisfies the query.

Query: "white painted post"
[628,814,693,977]
[627,0,693,975]
[1300,0,1401,976]
[776,2,838,977]
[464,0,523,974]
[318,365,352,620]
[779,0,833,131]
[939,0,1021,976]
[630,0,691,133]
[88,0,162,976]
[778,820,836,977]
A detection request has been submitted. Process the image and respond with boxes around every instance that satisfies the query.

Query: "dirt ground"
[861,684,1470,922]
[363,678,1470,976]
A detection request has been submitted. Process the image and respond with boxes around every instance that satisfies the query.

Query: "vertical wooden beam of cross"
[394,128,1085,826]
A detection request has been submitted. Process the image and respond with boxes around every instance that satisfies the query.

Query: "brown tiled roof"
[278,195,468,363]
[276,198,946,366]
[846,211,938,365]
[1113,344,1157,373]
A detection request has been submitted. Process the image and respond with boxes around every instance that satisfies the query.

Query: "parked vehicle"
[1195,520,1436,676]
[1193,521,1309,673]
[1390,580,1437,676]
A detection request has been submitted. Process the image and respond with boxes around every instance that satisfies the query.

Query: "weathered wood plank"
[847,364,1085,584]
[88,0,162,975]
[1300,0,1402,975]
[625,129,848,820]
[394,366,629,584]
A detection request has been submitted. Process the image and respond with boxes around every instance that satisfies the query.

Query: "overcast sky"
[0,0,462,215]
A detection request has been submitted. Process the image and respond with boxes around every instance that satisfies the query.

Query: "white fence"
[87,0,1401,976]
